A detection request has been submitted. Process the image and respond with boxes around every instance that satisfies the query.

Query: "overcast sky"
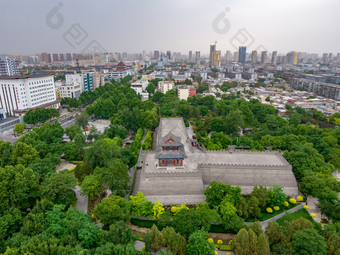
[1,0,339,56]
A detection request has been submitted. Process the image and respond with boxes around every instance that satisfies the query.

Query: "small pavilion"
[156,132,187,167]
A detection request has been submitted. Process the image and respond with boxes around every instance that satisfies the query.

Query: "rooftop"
[0,73,54,80]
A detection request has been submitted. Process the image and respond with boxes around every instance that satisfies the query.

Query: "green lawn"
[247,203,298,222]
[275,209,321,230]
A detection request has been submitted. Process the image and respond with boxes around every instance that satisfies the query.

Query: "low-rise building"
[158,81,174,94]
[131,80,149,95]
[178,85,190,100]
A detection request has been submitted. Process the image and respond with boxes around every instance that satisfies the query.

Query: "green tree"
[0,165,40,214]
[251,185,270,207]
[146,83,156,95]
[40,170,77,206]
[292,228,327,255]
[14,123,24,134]
[268,185,287,207]
[11,142,39,167]
[65,124,82,141]
[185,230,215,255]
[152,200,165,220]
[148,225,163,252]
[95,159,129,197]
[236,196,249,220]
[204,181,241,207]
[76,111,89,134]
[247,196,261,220]
[80,174,103,200]
[231,228,250,255]
[172,209,201,238]
[161,226,187,255]
[93,196,131,227]
[78,222,102,249]
[219,197,237,222]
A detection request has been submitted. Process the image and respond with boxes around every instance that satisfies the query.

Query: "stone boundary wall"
[199,163,291,170]
[204,149,291,166]
[142,170,202,178]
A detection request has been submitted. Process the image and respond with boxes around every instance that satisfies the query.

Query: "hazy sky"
[1,0,339,56]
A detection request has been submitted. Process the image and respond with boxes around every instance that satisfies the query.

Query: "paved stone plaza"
[135,118,298,204]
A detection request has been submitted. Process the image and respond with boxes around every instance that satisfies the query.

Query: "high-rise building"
[212,51,221,67]
[322,53,328,62]
[52,54,59,62]
[251,50,257,63]
[226,50,232,61]
[166,51,171,60]
[271,51,278,65]
[286,51,298,65]
[0,56,19,76]
[195,51,200,65]
[66,53,72,61]
[233,52,239,62]
[328,53,333,60]
[209,44,216,67]
[189,51,193,60]
[261,51,268,64]
[337,53,340,62]
[0,74,58,115]
[59,54,65,61]
[154,50,160,60]
[238,46,246,63]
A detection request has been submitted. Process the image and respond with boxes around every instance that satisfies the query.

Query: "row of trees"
[23,108,60,124]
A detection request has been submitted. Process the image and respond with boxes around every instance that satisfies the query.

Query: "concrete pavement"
[73,185,88,213]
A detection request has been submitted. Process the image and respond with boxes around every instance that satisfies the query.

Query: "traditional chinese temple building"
[156,132,186,167]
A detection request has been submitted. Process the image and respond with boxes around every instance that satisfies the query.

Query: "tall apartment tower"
[233,52,239,62]
[286,51,298,65]
[238,46,246,63]
[251,51,257,63]
[226,50,232,61]
[0,56,19,76]
[153,50,160,60]
[195,51,201,65]
[209,44,216,67]
[271,51,278,65]
[261,51,268,64]
[212,51,221,67]
[189,51,193,60]
[166,51,171,60]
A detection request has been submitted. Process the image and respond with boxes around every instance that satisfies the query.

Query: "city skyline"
[1,0,340,55]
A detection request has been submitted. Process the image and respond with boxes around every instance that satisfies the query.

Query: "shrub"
[207,238,214,243]
[289,198,297,204]
[310,213,316,218]
[214,251,218,255]
[283,201,289,207]
[217,240,223,245]
[266,207,273,213]
[304,205,309,210]
[171,206,177,213]
[297,196,303,202]
[219,245,232,251]
[273,206,280,211]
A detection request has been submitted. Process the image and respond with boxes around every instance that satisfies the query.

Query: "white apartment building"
[178,86,190,100]
[0,56,19,76]
[0,74,59,116]
[158,81,174,94]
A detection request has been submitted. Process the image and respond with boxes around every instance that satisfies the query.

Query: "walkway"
[55,159,88,213]
[125,130,147,199]
[74,185,88,213]
[260,203,305,230]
